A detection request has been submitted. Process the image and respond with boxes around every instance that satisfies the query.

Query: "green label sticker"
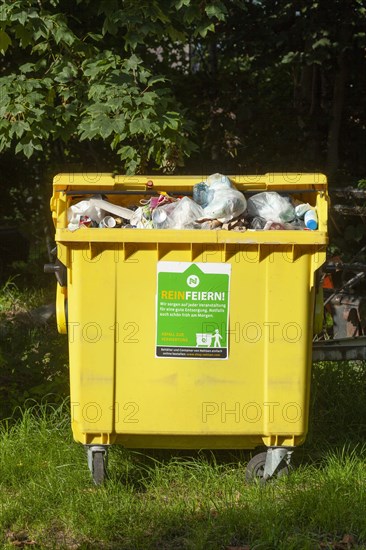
[156,262,231,359]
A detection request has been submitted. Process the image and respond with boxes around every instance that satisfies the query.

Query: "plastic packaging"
[193,174,233,209]
[202,187,247,222]
[99,216,117,228]
[263,221,286,230]
[284,219,306,230]
[151,202,178,229]
[206,173,233,189]
[130,206,154,229]
[250,216,266,230]
[67,196,105,231]
[149,193,174,210]
[246,192,295,223]
[90,198,134,220]
[67,197,135,230]
[304,209,318,230]
[193,182,210,208]
[197,173,246,223]
[152,197,204,229]
[294,202,312,218]
[79,216,93,228]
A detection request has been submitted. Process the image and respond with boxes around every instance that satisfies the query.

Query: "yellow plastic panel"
[56,284,67,334]
[112,245,317,445]
[67,245,118,440]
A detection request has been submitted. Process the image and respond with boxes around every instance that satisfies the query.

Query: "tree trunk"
[326,50,347,181]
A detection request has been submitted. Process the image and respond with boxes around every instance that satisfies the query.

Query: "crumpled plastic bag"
[67,196,105,231]
[246,192,295,223]
[202,188,247,223]
[152,197,204,229]
[199,173,247,223]
[194,173,235,207]
[130,205,154,228]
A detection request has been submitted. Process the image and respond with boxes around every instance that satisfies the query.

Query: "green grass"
[0,276,48,316]
[1,395,366,549]
[0,278,69,418]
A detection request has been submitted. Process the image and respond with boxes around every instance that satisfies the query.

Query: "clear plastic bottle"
[193,182,210,208]
[304,209,318,230]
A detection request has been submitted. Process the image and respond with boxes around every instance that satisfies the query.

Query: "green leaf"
[15,139,34,158]
[164,114,179,130]
[15,141,23,155]
[10,120,30,139]
[78,124,99,140]
[196,23,215,38]
[113,115,125,133]
[54,21,76,46]
[312,37,332,49]
[102,17,118,36]
[32,18,49,41]
[111,134,120,150]
[183,5,200,24]
[46,88,56,106]
[125,158,138,174]
[96,116,114,139]
[84,102,110,115]
[10,10,28,26]
[14,25,33,48]
[118,145,137,160]
[86,32,103,42]
[147,75,166,86]
[141,92,157,105]
[174,0,191,9]
[54,64,77,83]
[23,142,34,158]
[205,4,227,21]
[0,30,12,54]
[281,51,299,64]
[129,118,151,134]
[124,54,141,71]
[124,31,142,50]
[19,63,34,74]
[165,25,186,42]
[32,41,49,54]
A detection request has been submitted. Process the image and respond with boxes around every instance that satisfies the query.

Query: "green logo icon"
[187,274,200,287]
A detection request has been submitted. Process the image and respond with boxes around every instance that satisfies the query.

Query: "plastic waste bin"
[48,172,328,483]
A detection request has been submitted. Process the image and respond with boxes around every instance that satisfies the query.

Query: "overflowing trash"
[66,173,319,232]
[152,197,204,229]
[246,192,295,223]
[193,173,247,223]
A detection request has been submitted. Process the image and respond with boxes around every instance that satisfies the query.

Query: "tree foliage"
[0,0,366,179]
[0,0,226,172]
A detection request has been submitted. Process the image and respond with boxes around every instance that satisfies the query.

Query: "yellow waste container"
[48,172,328,483]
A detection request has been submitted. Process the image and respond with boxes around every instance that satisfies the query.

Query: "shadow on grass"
[301,360,366,461]
[2,364,366,550]
[0,319,69,420]
[103,360,366,491]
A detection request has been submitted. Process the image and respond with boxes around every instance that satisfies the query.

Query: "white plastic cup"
[99,216,116,228]
[304,209,318,230]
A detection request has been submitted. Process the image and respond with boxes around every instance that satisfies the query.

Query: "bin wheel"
[245,451,289,483]
[92,451,107,485]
